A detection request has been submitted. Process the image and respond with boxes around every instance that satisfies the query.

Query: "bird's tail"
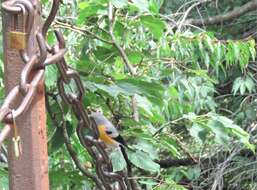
[119,144,132,174]
[113,134,132,174]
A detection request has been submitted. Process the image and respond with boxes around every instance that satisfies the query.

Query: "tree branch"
[177,0,212,32]
[108,3,139,122]
[186,0,257,26]
[108,3,136,76]
[157,147,256,169]
[53,20,114,44]
[157,157,197,168]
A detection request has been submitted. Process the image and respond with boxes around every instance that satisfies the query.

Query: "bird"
[90,111,131,172]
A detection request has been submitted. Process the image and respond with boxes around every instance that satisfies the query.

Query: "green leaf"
[45,65,58,88]
[225,42,234,66]
[244,76,255,93]
[189,123,209,143]
[232,77,242,95]
[210,113,254,151]
[205,35,214,53]
[149,0,160,13]
[216,42,223,63]
[240,82,246,95]
[128,51,143,64]
[89,82,127,97]
[48,122,74,154]
[232,43,240,62]
[204,53,210,68]
[238,43,250,70]
[128,150,160,173]
[111,0,128,8]
[135,94,154,117]
[131,0,149,12]
[139,179,158,186]
[249,39,256,60]
[185,167,201,180]
[168,86,179,98]
[77,2,106,25]
[154,177,187,190]
[132,140,158,159]
[110,148,127,172]
[208,119,230,143]
[140,15,166,40]
[116,78,165,105]
[183,112,197,121]
[159,135,180,157]
[50,169,85,188]
[0,168,8,189]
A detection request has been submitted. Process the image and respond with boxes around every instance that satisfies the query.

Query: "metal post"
[2,0,49,189]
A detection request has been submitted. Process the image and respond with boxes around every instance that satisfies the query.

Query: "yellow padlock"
[8,12,27,50]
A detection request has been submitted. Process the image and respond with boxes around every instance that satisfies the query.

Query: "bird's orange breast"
[98,125,115,145]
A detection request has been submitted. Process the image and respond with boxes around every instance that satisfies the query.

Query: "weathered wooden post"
[1,0,49,189]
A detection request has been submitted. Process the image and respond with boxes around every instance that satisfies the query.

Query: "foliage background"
[0,0,257,189]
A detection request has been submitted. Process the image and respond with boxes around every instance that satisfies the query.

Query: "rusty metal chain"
[43,1,131,189]
[0,0,45,148]
[0,0,131,189]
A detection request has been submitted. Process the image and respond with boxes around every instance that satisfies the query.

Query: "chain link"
[0,0,132,189]
[0,0,46,146]
[52,19,131,190]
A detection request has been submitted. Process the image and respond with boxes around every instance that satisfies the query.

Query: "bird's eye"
[106,130,112,135]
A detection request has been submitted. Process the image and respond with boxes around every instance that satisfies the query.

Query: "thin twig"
[53,20,114,44]
[177,0,212,32]
[171,134,198,163]
[108,3,139,123]
[108,3,136,76]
